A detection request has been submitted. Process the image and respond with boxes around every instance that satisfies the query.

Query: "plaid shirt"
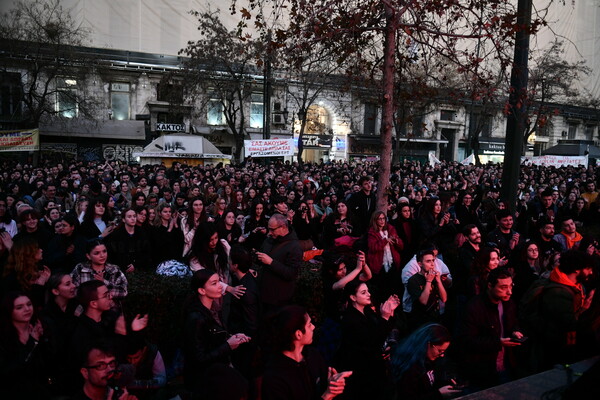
[71,262,128,299]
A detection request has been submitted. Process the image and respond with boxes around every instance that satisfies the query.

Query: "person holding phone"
[459,267,523,390]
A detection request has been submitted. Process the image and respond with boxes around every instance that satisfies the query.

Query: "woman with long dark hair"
[216,210,244,245]
[391,323,459,400]
[322,200,357,249]
[79,196,115,240]
[183,269,250,397]
[335,279,401,400]
[44,214,87,272]
[0,291,51,398]
[150,203,184,266]
[243,201,268,250]
[468,247,500,298]
[181,197,210,257]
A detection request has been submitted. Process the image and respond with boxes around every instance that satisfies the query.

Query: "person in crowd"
[262,305,352,400]
[485,210,523,260]
[336,279,401,400]
[293,200,319,251]
[406,250,449,329]
[511,242,542,302]
[0,291,51,398]
[0,196,18,237]
[367,211,403,302]
[79,196,116,240]
[460,268,524,390]
[44,214,87,272]
[181,197,210,257]
[150,203,184,266]
[75,342,139,400]
[216,210,244,245]
[183,269,250,397]
[417,198,458,255]
[314,192,334,218]
[468,247,501,298]
[41,272,79,395]
[210,196,228,222]
[346,176,376,236]
[34,183,59,214]
[13,208,53,250]
[243,200,269,251]
[322,200,357,249]
[132,192,146,208]
[105,208,153,273]
[401,244,452,314]
[391,323,460,400]
[533,217,563,260]
[1,236,50,306]
[392,201,418,263]
[524,249,596,372]
[71,239,128,300]
[553,216,583,251]
[255,213,303,313]
[124,339,167,399]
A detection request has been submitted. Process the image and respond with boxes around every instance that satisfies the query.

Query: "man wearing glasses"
[76,343,138,400]
[255,214,303,314]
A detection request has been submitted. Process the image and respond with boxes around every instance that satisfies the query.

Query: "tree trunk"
[297,119,307,164]
[377,6,396,213]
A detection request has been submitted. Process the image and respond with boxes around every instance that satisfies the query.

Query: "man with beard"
[486,210,524,261]
[553,216,583,251]
[527,249,595,371]
[460,268,524,389]
[534,217,562,260]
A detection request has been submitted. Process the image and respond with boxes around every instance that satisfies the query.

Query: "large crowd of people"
[0,157,599,399]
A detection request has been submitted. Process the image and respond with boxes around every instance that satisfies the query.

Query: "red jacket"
[366,224,403,274]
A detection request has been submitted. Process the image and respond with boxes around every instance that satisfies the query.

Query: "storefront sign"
[0,129,39,152]
[522,155,588,168]
[244,139,294,157]
[301,135,333,149]
[156,123,185,132]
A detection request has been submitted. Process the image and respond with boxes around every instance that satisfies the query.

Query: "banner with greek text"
[0,129,40,152]
[244,139,294,157]
[522,155,588,168]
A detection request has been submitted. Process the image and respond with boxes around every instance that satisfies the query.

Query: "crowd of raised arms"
[0,157,599,400]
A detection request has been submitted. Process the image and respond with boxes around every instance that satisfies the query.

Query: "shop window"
[0,72,22,119]
[56,77,78,118]
[111,83,130,120]
[250,93,263,128]
[207,99,225,125]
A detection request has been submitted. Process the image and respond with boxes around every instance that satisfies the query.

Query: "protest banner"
[0,129,40,152]
[522,155,588,168]
[244,139,294,157]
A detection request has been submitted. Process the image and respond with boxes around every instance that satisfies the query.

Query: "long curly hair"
[3,237,41,291]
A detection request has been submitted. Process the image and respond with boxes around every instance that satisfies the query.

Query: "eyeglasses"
[268,225,283,232]
[85,360,117,371]
[432,343,446,356]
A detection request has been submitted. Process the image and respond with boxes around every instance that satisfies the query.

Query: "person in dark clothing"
[149,203,184,266]
[44,214,87,272]
[105,208,153,272]
[485,210,523,261]
[13,208,52,251]
[346,176,376,236]
[262,305,352,400]
[255,214,303,312]
[391,323,460,400]
[455,224,482,297]
[407,250,448,329]
[183,269,250,397]
[335,279,400,400]
[79,196,116,241]
[460,268,524,390]
[533,217,563,262]
[392,202,418,263]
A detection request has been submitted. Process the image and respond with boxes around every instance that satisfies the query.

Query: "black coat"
[105,226,153,271]
[183,296,231,392]
[259,230,303,306]
[460,293,519,388]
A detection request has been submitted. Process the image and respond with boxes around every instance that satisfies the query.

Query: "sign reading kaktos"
[156,123,185,132]
[245,139,294,157]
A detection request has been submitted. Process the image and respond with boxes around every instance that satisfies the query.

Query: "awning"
[542,142,600,158]
[133,134,232,159]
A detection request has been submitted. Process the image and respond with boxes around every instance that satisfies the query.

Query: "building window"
[157,83,183,103]
[0,72,22,120]
[250,93,263,129]
[363,103,377,135]
[110,83,130,120]
[568,123,577,139]
[585,125,595,141]
[207,99,225,125]
[440,109,455,121]
[469,113,491,137]
[56,77,78,118]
